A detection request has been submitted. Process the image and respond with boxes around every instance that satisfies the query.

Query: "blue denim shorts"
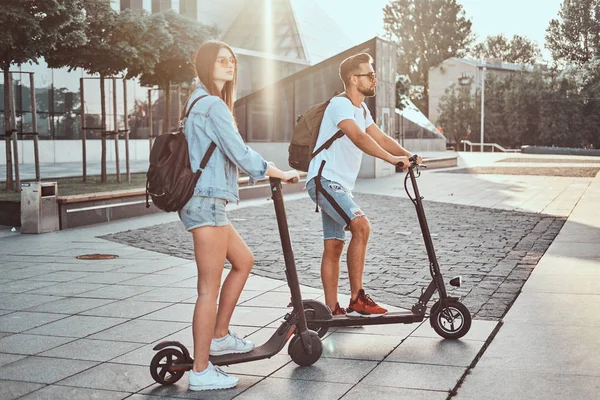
[306,177,366,241]
[178,196,229,231]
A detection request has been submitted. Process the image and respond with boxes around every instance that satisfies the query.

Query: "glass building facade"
[234,37,399,142]
[0,0,185,141]
[0,61,167,141]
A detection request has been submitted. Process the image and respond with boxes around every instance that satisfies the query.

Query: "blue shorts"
[306,177,366,241]
[178,196,229,231]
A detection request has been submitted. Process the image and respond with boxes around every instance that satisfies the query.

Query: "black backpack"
[145,95,216,212]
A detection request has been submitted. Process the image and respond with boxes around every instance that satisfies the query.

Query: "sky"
[315,0,564,61]
[119,0,565,60]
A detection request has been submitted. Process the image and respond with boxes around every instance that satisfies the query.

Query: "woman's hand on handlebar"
[282,170,300,184]
[266,162,300,184]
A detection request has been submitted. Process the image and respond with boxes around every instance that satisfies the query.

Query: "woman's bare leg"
[190,225,229,372]
[214,224,254,338]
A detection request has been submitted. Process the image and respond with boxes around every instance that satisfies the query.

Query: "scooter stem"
[407,167,448,299]
[269,178,312,351]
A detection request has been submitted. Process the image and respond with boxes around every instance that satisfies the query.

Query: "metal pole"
[3,71,13,190]
[113,77,120,183]
[148,89,153,153]
[480,67,486,153]
[401,115,405,147]
[100,75,107,183]
[29,73,40,180]
[8,73,20,190]
[80,77,87,182]
[177,85,181,121]
[123,78,130,183]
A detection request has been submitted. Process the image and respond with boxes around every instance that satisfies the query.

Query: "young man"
[306,53,422,317]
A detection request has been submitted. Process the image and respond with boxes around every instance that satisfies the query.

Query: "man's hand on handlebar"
[389,155,410,170]
[409,154,423,165]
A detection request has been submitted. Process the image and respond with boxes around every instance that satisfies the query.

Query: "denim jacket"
[183,84,268,203]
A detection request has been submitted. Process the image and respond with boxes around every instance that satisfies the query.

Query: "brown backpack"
[288,93,365,171]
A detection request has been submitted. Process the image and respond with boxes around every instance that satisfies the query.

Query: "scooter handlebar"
[397,154,421,169]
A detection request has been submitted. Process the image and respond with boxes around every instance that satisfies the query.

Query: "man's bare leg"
[347,216,371,301]
[321,239,344,310]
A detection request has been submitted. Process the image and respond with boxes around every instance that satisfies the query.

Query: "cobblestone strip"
[103,194,565,320]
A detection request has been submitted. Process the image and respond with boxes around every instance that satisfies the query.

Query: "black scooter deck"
[313,311,426,328]
[209,322,295,366]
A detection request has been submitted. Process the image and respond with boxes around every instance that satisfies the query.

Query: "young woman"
[180,40,299,391]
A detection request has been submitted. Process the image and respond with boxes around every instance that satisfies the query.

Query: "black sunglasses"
[354,72,377,82]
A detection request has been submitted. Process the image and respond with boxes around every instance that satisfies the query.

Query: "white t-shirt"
[306,95,375,192]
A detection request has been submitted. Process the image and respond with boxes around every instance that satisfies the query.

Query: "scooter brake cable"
[404,172,418,206]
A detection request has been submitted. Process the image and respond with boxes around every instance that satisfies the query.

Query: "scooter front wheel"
[288,331,322,366]
[430,300,471,340]
[150,348,187,385]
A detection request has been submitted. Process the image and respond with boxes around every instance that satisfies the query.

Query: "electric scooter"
[301,155,472,340]
[149,177,322,386]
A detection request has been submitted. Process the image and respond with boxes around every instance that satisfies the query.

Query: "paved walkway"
[454,161,600,400]
[0,152,599,399]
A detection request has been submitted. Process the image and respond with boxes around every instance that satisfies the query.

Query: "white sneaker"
[209,330,255,356]
[189,362,238,391]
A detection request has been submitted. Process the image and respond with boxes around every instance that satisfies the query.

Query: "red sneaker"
[331,302,346,316]
[347,289,387,317]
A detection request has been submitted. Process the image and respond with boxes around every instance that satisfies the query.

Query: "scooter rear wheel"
[303,303,330,338]
[150,348,186,385]
[288,331,322,366]
[430,300,471,340]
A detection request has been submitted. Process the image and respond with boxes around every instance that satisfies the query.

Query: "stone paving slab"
[455,369,600,400]
[0,356,98,384]
[19,385,130,400]
[103,193,564,321]
[235,377,353,400]
[0,381,44,400]
[361,362,465,392]
[341,384,449,400]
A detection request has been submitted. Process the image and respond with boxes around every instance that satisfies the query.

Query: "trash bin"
[20,182,60,234]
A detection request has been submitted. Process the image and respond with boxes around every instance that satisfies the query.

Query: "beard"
[359,85,376,97]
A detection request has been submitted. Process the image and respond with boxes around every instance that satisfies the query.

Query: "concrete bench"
[56,174,308,230]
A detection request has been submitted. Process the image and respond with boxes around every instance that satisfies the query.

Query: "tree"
[436,80,478,149]
[561,58,600,147]
[481,74,512,146]
[546,0,600,65]
[538,73,585,147]
[395,75,411,110]
[471,34,542,65]
[0,0,87,189]
[546,0,600,148]
[139,11,213,134]
[383,0,474,116]
[45,1,172,182]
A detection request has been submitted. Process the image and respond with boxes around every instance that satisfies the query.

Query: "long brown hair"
[194,41,238,112]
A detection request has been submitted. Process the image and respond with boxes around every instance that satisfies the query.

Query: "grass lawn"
[0,173,147,202]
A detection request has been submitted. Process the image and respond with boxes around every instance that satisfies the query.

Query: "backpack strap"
[311,93,367,217]
[313,160,351,226]
[183,94,208,119]
[311,130,344,159]
[188,95,217,176]
[180,94,217,174]
[310,93,368,160]
[198,142,216,172]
